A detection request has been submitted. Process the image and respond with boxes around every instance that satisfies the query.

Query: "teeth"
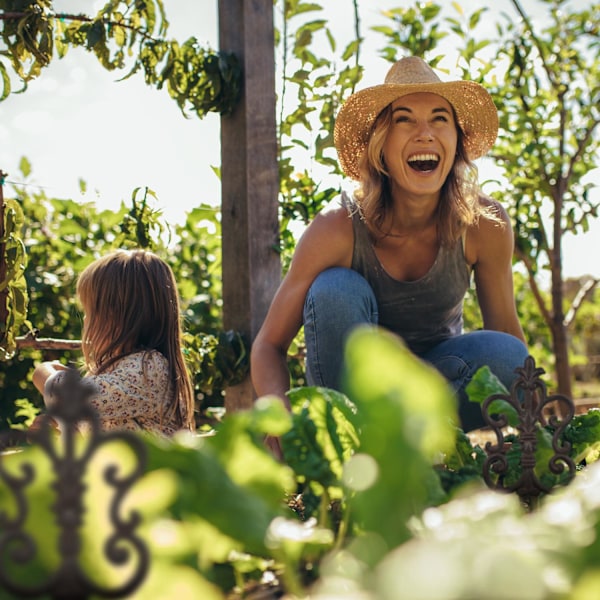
[408,153,439,163]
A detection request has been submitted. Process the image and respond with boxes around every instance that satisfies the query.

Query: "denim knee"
[304,267,378,325]
[303,268,378,388]
[422,331,529,431]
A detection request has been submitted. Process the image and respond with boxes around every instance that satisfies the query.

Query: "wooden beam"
[218,0,280,410]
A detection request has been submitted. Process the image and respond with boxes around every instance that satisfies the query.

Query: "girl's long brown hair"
[76,249,194,430]
[355,102,495,246]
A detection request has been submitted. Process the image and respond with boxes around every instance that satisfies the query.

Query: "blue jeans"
[303,267,529,432]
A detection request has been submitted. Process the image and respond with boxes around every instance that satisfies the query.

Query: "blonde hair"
[76,249,194,430]
[355,102,489,246]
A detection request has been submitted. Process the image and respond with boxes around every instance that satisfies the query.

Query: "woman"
[33,249,195,435]
[251,56,527,449]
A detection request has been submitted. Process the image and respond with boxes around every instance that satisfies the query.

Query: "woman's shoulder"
[466,194,511,239]
[311,191,360,235]
[290,192,355,273]
[299,193,354,238]
[476,194,510,224]
[465,195,514,264]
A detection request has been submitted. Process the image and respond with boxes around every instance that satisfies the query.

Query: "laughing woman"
[251,56,528,456]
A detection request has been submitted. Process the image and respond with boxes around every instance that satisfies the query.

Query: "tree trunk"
[550,187,572,398]
[551,319,572,398]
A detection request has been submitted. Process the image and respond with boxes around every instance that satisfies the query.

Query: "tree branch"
[509,0,557,88]
[15,332,81,351]
[565,120,600,185]
[515,247,553,326]
[564,277,599,328]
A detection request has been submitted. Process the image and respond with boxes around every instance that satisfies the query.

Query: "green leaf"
[282,386,359,488]
[465,366,519,427]
[144,435,283,556]
[342,326,458,556]
[19,156,31,178]
[0,62,10,101]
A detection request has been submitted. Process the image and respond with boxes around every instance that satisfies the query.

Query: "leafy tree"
[486,0,599,398]
[368,0,600,396]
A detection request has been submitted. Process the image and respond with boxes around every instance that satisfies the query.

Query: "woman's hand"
[264,435,284,462]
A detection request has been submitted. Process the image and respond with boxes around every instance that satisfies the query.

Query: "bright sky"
[0,0,597,279]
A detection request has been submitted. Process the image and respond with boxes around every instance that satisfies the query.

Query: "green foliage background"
[2,0,600,429]
[2,328,600,598]
[0,157,236,431]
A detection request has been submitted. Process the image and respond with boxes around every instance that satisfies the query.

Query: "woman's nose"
[415,121,434,142]
[416,127,433,142]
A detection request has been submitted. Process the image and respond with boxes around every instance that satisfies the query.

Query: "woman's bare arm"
[251,201,354,404]
[467,200,526,342]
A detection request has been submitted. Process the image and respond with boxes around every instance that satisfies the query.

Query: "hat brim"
[334,81,498,180]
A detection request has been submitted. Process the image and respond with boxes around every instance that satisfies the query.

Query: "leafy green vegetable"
[465,365,519,427]
[342,326,457,559]
[282,386,359,489]
[562,409,600,465]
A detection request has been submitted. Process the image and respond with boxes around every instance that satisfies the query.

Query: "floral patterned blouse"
[85,350,179,436]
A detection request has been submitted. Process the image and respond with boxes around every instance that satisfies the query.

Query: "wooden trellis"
[218,0,281,411]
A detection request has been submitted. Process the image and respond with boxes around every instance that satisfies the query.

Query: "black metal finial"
[481,355,576,506]
[0,367,149,598]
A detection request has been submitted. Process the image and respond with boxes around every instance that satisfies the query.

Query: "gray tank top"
[344,193,471,354]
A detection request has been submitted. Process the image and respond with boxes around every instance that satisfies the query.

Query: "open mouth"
[407,153,440,172]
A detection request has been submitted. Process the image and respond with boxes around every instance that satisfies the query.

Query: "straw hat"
[334,56,498,180]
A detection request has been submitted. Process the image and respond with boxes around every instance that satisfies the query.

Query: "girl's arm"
[32,361,69,405]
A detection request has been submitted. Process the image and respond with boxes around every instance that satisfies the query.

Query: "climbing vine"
[0,0,241,117]
[0,177,29,360]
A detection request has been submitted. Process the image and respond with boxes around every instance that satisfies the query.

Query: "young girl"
[32,249,195,435]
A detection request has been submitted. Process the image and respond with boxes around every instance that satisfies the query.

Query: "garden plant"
[1,0,600,597]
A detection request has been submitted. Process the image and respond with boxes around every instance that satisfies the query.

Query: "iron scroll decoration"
[0,367,149,598]
[481,355,576,504]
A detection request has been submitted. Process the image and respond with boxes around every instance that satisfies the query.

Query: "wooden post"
[218,1,281,410]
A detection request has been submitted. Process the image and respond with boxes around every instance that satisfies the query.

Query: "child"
[32,249,195,435]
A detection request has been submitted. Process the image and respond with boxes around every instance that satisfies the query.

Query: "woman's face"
[382,92,458,201]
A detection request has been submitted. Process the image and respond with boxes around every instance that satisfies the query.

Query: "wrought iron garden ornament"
[0,367,149,599]
[481,355,576,506]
